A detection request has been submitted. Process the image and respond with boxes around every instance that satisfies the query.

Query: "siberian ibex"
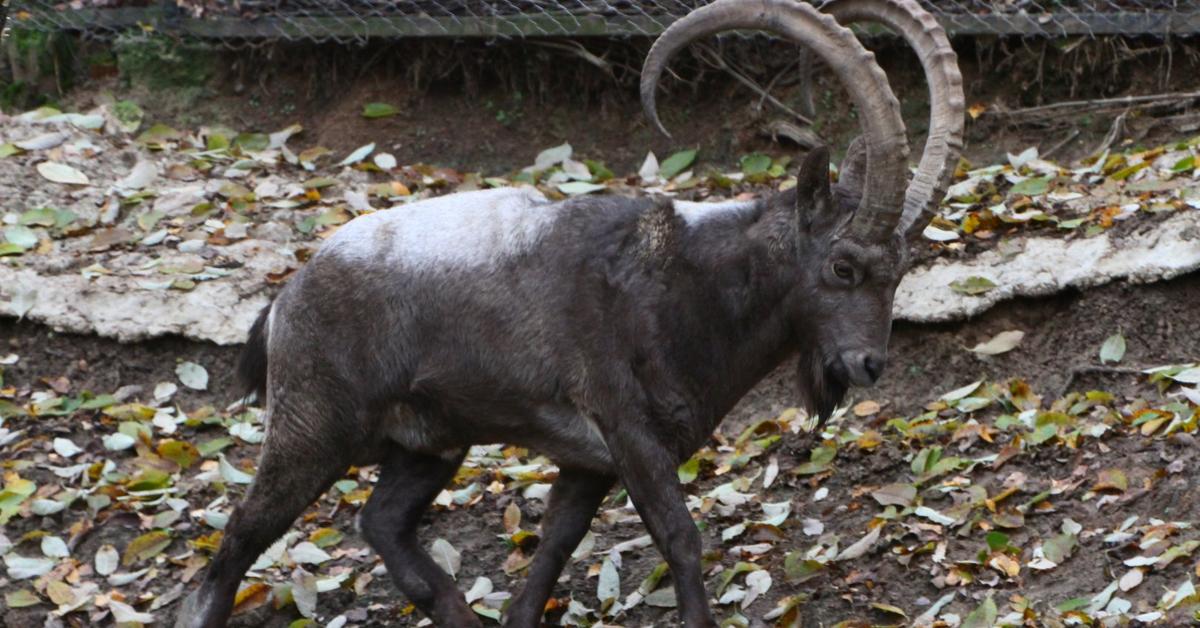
[177,0,964,625]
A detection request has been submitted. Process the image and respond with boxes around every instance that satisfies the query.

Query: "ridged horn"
[641,0,909,240]
[822,0,966,240]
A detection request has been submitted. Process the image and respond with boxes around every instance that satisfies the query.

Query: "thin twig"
[1092,109,1129,156]
[988,90,1200,118]
[695,44,813,127]
[1057,365,1148,399]
[755,58,798,114]
[1041,128,1080,159]
[528,40,613,77]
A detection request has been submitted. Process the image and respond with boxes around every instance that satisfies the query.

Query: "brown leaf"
[1093,468,1128,493]
[969,330,1025,355]
[232,582,271,616]
[180,554,208,583]
[502,548,532,575]
[871,484,916,508]
[987,552,1020,577]
[156,440,200,469]
[853,400,881,417]
[265,267,297,284]
[88,228,133,252]
[503,502,521,535]
[122,530,172,566]
[45,580,75,606]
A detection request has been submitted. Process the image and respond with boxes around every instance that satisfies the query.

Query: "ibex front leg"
[597,412,715,627]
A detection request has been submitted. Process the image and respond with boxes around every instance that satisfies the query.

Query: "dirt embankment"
[42,35,1200,174]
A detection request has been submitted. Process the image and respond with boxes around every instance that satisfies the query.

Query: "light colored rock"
[895,210,1200,322]
[0,239,292,345]
[4,213,1199,344]
[5,211,1199,344]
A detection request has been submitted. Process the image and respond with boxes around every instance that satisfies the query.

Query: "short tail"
[237,304,271,402]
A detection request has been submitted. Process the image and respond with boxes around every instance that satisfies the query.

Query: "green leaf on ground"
[951,276,998,296]
[962,595,997,628]
[122,530,172,566]
[362,102,400,119]
[1010,176,1050,196]
[740,153,772,176]
[659,149,697,180]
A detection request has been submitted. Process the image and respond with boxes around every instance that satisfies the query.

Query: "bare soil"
[53,36,1200,175]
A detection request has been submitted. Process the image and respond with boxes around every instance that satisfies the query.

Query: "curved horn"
[641,0,909,240]
[822,0,965,240]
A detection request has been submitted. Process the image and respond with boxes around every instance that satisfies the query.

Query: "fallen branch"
[987,90,1200,118]
[760,118,823,150]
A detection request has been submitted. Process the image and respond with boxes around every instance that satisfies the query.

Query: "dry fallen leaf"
[970,330,1025,355]
[1119,567,1144,591]
[37,161,90,185]
[1093,468,1128,493]
[852,400,881,416]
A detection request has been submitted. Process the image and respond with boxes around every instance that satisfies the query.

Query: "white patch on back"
[321,187,554,268]
[673,199,755,226]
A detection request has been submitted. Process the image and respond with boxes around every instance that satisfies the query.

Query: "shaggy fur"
[177,146,907,628]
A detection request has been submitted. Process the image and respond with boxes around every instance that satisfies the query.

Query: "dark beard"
[795,352,847,428]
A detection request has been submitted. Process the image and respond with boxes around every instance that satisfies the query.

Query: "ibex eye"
[833,261,854,281]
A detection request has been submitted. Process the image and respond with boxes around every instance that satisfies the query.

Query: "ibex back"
[176,0,965,626]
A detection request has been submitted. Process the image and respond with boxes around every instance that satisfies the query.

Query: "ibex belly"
[382,401,614,472]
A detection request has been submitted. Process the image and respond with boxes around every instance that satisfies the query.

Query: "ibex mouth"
[835,350,885,388]
[841,363,878,388]
[827,360,854,390]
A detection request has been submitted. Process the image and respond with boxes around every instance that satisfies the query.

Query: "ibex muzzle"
[176,1,964,626]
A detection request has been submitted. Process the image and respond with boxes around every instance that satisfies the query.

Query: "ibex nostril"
[864,355,885,382]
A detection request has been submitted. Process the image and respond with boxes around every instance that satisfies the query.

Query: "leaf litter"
[2,104,1200,626]
[1,103,1197,329]
[3,333,1200,626]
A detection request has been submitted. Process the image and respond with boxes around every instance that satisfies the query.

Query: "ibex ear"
[833,136,868,211]
[795,145,840,235]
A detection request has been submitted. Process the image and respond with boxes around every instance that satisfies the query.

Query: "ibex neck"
[676,212,800,431]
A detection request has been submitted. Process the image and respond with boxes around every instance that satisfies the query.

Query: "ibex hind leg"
[175,410,353,628]
[504,468,614,628]
[358,445,482,627]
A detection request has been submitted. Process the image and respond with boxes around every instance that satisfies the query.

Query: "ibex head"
[641,0,966,419]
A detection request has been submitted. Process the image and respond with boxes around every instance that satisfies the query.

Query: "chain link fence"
[4,0,1199,45]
